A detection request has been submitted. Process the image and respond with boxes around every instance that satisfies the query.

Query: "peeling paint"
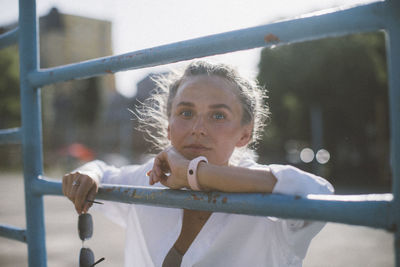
[206,193,221,204]
[130,189,137,198]
[105,187,114,192]
[147,192,156,200]
[207,192,213,203]
[264,34,280,43]
[191,193,204,201]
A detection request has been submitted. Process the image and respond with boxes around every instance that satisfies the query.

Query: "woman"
[63,61,334,267]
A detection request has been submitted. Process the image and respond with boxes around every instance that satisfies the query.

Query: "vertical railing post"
[18,0,47,266]
[386,1,400,266]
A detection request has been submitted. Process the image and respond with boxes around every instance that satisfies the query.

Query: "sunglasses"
[78,208,105,267]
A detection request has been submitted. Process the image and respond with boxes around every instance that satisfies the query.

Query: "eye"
[212,112,226,120]
[179,110,193,118]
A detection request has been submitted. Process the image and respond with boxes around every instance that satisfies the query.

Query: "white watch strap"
[187,156,208,191]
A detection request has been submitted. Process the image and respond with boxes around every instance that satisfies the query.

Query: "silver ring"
[72,180,80,186]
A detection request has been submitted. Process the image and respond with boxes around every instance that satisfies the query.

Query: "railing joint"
[0,127,22,145]
[0,224,27,243]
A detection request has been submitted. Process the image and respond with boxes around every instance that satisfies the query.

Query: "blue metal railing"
[0,27,18,50]
[0,0,399,266]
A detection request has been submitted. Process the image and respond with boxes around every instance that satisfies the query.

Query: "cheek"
[169,119,191,140]
[212,123,242,139]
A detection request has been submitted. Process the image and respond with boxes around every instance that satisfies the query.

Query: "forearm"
[196,163,277,193]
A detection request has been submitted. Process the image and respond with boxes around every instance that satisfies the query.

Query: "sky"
[1,0,374,97]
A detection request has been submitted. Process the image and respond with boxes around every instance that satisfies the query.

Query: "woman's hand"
[62,172,99,214]
[148,147,190,189]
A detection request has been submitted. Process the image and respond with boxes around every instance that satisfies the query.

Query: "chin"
[180,148,210,160]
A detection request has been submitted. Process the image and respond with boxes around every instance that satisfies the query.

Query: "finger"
[161,160,171,174]
[147,170,153,185]
[68,173,83,202]
[62,174,69,196]
[153,156,163,178]
[150,171,155,185]
[158,152,171,175]
[152,157,163,183]
[159,176,177,189]
[159,178,168,188]
[150,170,158,185]
[75,177,95,214]
[83,186,98,213]
[65,174,76,201]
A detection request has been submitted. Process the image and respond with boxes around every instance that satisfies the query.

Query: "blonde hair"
[134,61,270,162]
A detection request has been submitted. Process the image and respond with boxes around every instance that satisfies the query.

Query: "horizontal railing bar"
[28,1,387,88]
[35,176,395,230]
[0,27,18,49]
[0,127,22,145]
[0,224,27,243]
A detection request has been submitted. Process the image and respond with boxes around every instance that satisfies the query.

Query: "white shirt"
[79,158,334,267]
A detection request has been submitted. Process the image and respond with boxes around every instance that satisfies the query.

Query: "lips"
[183,144,211,151]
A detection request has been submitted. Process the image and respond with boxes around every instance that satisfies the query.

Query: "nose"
[191,115,207,136]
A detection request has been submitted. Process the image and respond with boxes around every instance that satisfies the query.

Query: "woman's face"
[168,75,252,165]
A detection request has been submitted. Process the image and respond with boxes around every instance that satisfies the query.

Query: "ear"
[235,123,253,148]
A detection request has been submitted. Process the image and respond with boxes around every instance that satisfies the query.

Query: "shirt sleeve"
[73,159,155,228]
[270,164,334,196]
[268,164,334,259]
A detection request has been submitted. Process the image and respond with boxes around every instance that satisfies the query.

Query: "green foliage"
[257,32,389,184]
[0,45,20,128]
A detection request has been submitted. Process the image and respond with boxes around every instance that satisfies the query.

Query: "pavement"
[0,171,395,267]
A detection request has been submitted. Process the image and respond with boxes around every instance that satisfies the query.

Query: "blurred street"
[0,172,394,267]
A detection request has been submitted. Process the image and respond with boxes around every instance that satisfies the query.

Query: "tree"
[257,32,390,186]
[0,43,21,169]
[0,45,20,129]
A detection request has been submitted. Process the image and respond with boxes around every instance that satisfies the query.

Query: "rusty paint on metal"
[222,197,227,204]
[105,69,113,74]
[206,193,221,204]
[264,33,280,43]
[191,193,204,201]
[207,192,213,203]
[150,192,156,199]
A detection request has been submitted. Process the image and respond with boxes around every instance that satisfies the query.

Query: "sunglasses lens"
[78,213,93,241]
[80,247,94,267]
